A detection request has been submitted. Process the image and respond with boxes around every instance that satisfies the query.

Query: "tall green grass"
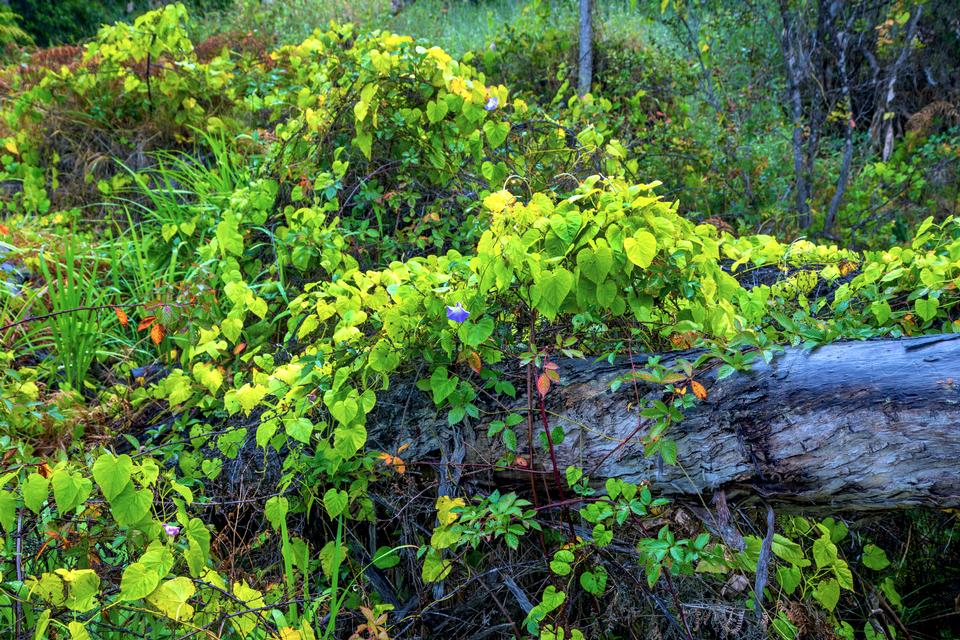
[36,238,111,391]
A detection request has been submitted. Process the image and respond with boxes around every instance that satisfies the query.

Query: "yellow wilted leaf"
[436,495,465,526]
[483,189,516,213]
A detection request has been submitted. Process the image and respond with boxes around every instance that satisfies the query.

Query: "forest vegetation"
[0,0,958,639]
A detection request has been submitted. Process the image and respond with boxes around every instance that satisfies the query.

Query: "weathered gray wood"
[369,336,960,511]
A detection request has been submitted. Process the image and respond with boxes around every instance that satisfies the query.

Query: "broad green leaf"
[334,422,367,457]
[531,267,574,319]
[27,573,66,606]
[52,470,92,514]
[812,535,838,569]
[323,488,349,518]
[369,340,400,373]
[137,459,160,487]
[548,212,582,244]
[430,524,460,549]
[110,484,152,526]
[192,362,224,394]
[328,397,359,425]
[812,578,840,612]
[120,562,162,601]
[264,496,289,530]
[221,317,243,343]
[834,559,854,591]
[460,316,494,347]
[776,564,801,595]
[426,99,448,124]
[92,453,133,502]
[623,230,657,268]
[215,217,244,257]
[915,297,939,322]
[22,473,48,514]
[861,544,890,571]
[284,417,314,443]
[234,383,268,415]
[146,577,196,621]
[772,612,799,640]
[319,540,347,580]
[373,546,401,569]
[879,576,901,607]
[421,548,452,583]
[140,541,175,579]
[33,609,50,640]
[870,299,891,324]
[354,130,373,160]
[579,566,607,595]
[68,622,90,640]
[229,581,266,637]
[483,189,515,213]
[0,491,15,533]
[771,534,807,566]
[577,244,613,284]
[57,568,100,612]
[483,120,510,148]
[550,549,574,576]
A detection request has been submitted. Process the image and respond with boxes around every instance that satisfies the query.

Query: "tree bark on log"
[369,336,960,511]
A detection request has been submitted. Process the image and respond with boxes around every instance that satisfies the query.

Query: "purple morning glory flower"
[484,96,499,112]
[445,302,470,323]
[163,524,181,537]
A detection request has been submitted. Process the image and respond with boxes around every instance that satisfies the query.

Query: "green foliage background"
[0,2,956,639]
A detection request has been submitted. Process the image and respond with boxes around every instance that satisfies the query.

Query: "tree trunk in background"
[824,5,856,235]
[369,336,960,512]
[577,0,593,97]
[872,4,922,161]
[777,0,812,229]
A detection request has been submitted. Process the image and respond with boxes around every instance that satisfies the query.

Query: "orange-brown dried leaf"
[465,351,481,374]
[114,307,129,327]
[537,372,551,397]
[838,259,858,276]
[137,316,155,331]
[691,380,708,400]
[150,323,166,345]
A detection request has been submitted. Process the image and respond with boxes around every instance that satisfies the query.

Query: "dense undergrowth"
[0,3,957,639]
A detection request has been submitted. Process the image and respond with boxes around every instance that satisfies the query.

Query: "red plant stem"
[526,362,540,505]
[527,312,550,555]
[538,388,577,540]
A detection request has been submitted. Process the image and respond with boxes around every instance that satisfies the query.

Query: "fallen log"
[368,335,960,511]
